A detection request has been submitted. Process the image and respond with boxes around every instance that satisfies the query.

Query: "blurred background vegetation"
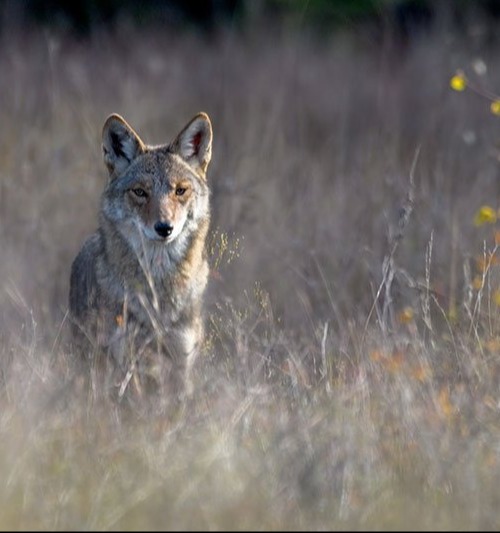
[2,0,500,36]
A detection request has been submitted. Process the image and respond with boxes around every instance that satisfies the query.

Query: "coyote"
[69,112,213,398]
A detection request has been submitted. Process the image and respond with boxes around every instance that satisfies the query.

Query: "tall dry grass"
[2,15,500,529]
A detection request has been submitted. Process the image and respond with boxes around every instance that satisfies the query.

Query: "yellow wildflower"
[493,290,500,307]
[412,364,431,382]
[485,338,500,353]
[472,275,483,290]
[438,387,455,419]
[474,205,497,226]
[398,306,414,324]
[384,351,404,374]
[450,72,467,91]
[369,349,385,362]
[448,305,458,323]
[491,100,500,115]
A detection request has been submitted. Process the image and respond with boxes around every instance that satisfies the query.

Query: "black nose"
[154,221,174,238]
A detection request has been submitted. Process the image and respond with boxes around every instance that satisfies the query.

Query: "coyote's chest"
[101,260,194,329]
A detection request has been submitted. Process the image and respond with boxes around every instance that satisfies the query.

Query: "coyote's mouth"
[140,226,179,245]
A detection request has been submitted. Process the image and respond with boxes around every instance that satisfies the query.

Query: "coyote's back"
[69,112,213,399]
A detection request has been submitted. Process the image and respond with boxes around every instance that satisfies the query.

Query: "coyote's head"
[100,112,212,267]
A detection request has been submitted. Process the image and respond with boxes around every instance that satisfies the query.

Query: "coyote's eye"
[132,188,148,198]
[175,187,187,196]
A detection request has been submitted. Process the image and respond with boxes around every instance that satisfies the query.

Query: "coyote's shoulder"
[69,112,213,397]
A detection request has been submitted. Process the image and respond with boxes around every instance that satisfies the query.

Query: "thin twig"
[362,145,420,342]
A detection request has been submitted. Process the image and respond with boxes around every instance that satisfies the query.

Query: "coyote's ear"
[102,114,145,177]
[170,113,212,176]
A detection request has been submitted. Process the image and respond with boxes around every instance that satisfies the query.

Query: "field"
[2,12,500,530]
